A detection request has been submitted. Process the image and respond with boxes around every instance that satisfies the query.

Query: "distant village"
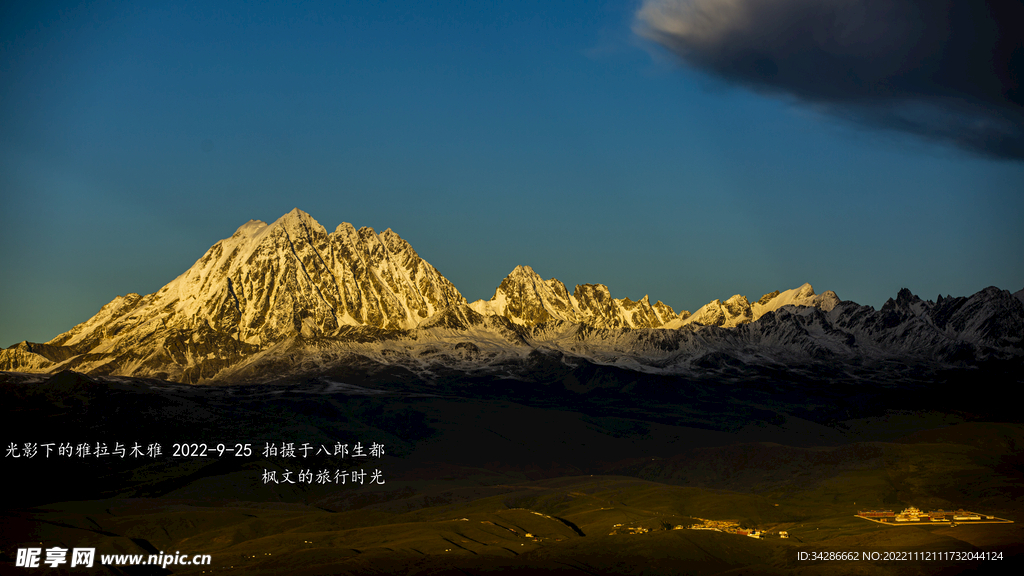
[604,518,785,539]
[685,518,785,539]
[679,505,1013,541]
[857,506,1013,526]
[618,505,1011,542]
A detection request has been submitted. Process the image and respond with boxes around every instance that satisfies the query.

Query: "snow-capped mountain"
[2,209,1022,384]
[661,283,841,329]
[1,209,464,381]
[467,265,681,328]
[465,266,840,330]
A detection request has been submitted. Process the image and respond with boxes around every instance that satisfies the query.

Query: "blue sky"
[2,0,1023,347]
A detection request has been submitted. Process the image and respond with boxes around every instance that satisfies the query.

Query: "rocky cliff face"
[2,209,1020,384]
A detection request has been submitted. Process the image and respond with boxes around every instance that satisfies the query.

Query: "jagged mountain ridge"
[466,264,839,330]
[2,209,1022,384]
[468,264,681,329]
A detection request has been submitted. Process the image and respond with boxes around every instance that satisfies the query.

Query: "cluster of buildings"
[857,506,1006,524]
[687,519,763,538]
[608,524,650,535]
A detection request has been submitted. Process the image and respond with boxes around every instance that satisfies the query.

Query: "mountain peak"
[378,227,415,255]
[725,294,749,306]
[271,208,326,235]
[496,266,552,295]
[231,219,268,239]
[482,266,571,325]
[573,283,611,300]
[17,210,466,381]
[896,287,918,303]
[334,222,357,235]
[509,264,541,279]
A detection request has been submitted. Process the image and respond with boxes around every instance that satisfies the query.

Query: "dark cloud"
[635,0,1024,160]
